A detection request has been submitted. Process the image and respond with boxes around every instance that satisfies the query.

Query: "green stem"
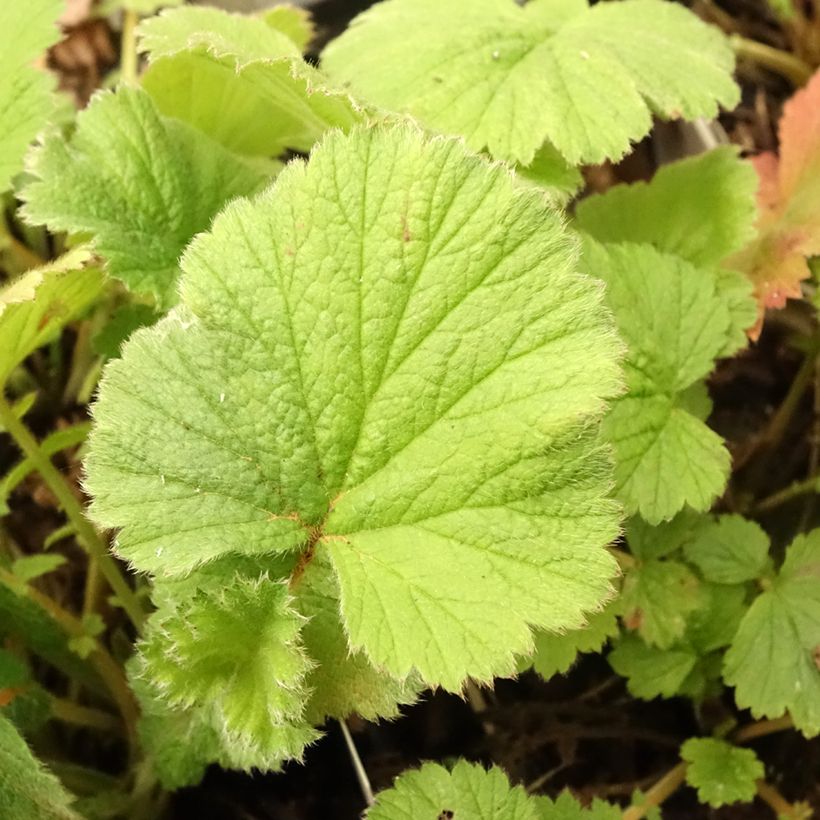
[121,9,140,84]
[0,566,138,744]
[755,474,818,513]
[731,34,813,85]
[51,696,122,733]
[621,762,687,820]
[733,714,794,743]
[0,394,145,632]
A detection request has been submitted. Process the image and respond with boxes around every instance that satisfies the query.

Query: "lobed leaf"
[681,738,763,807]
[21,86,268,306]
[682,515,771,584]
[0,0,63,192]
[323,0,738,165]
[87,124,623,705]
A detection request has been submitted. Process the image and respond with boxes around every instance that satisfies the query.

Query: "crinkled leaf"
[87,124,622,700]
[367,760,538,820]
[139,5,359,158]
[533,791,621,820]
[724,531,820,737]
[21,86,268,306]
[609,634,698,699]
[0,0,62,192]
[0,250,103,387]
[323,0,738,165]
[0,714,79,819]
[529,604,620,681]
[585,240,731,522]
[681,738,763,807]
[683,515,770,584]
[622,560,702,649]
[730,70,820,336]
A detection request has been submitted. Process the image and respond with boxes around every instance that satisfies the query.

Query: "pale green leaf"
[0,250,103,386]
[262,5,315,52]
[681,738,763,807]
[724,530,820,737]
[529,604,619,680]
[367,760,538,820]
[87,124,622,700]
[323,0,738,165]
[21,86,268,305]
[585,239,732,522]
[609,634,698,699]
[11,554,66,583]
[621,560,702,649]
[0,714,79,820]
[98,0,183,13]
[139,5,360,158]
[683,515,771,584]
[533,790,621,819]
[515,142,584,205]
[0,0,62,192]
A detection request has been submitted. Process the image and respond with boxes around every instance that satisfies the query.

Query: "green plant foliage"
[139,5,360,159]
[323,0,738,165]
[724,530,820,737]
[682,515,771,583]
[681,738,763,807]
[610,634,699,699]
[366,760,620,819]
[0,714,79,819]
[0,0,63,192]
[21,87,268,306]
[0,249,103,387]
[86,123,624,758]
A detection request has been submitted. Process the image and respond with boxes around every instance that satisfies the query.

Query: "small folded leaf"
[367,760,538,820]
[0,250,103,387]
[724,530,820,737]
[87,124,622,704]
[323,0,738,165]
[681,738,763,807]
[21,86,269,306]
[0,0,62,192]
[139,5,360,159]
[683,515,770,583]
[0,714,79,819]
[585,239,731,522]
[730,70,820,336]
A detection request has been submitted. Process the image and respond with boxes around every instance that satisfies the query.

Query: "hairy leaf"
[0,249,103,386]
[323,0,738,165]
[730,70,820,336]
[0,714,79,819]
[0,0,62,192]
[681,738,763,807]
[21,86,268,306]
[139,5,359,158]
[533,791,621,819]
[724,530,820,736]
[87,124,622,703]
[585,239,731,522]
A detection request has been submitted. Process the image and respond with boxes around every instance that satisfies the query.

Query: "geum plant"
[0,0,819,817]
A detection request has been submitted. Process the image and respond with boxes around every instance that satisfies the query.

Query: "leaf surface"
[681,738,763,807]
[0,0,62,192]
[683,515,770,583]
[323,0,738,165]
[87,124,622,698]
[21,86,268,306]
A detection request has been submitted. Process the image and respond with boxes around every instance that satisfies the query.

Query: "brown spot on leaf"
[438,811,454,820]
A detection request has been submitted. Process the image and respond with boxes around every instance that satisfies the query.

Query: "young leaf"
[609,634,698,700]
[682,515,771,584]
[0,0,62,192]
[139,6,360,159]
[0,249,103,387]
[367,760,537,820]
[724,530,820,737]
[0,714,79,820]
[323,0,738,165]
[584,239,731,522]
[11,554,66,584]
[515,143,584,205]
[86,124,622,698]
[681,738,763,807]
[21,86,268,306]
[730,70,820,336]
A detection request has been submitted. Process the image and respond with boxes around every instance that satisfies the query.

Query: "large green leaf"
[723,530,820,737]
[21,86,268,306]
[0,714,79,820]
[323,0,738,165]
[0,0,62,192]
[87,123,622,718]
[139,5,360,159]
[681,738,763,807]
